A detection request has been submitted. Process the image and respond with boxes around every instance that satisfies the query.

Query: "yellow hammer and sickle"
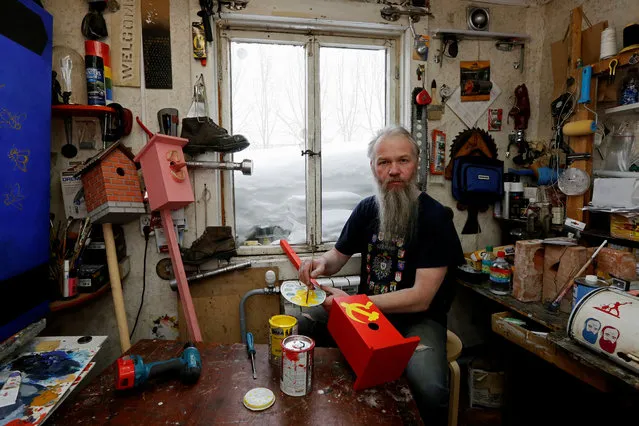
[339,301,380,324]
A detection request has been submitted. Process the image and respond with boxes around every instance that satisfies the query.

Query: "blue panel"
[0,0,53,281]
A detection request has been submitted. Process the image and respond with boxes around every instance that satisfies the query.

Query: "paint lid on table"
[243,387,275,411]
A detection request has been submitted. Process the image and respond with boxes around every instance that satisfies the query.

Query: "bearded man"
[297,125,464,425]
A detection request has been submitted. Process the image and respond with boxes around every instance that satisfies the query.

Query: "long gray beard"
[374,180,421,242]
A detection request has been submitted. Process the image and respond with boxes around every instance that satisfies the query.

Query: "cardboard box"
[77,264,108,293]
[610,214,639,242]
[61,169,87,218]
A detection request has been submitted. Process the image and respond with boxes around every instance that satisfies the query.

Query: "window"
[221,30,398,250]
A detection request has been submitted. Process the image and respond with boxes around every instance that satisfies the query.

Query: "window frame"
[218,27,401,256]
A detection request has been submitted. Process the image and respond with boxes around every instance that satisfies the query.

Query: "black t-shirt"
[335,192,465,327]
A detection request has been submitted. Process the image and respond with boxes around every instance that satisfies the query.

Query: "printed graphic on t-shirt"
[367,233,405,295]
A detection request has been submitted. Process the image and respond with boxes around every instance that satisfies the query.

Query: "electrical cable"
[130,226,151,339]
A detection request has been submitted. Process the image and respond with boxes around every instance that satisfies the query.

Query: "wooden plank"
[48,340,424,426]
[457,279,569,331]
[493,315,613,392]
[549,332,639,391]
[110,0,141,87]
[565,6,594,222]
[178,267,281,344]
[591,47,639,75]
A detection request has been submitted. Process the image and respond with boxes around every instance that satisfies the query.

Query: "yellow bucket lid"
[243,387,275,411]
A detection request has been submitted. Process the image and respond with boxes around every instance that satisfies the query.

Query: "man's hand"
[320,285,348,312]
[298,257,327,289]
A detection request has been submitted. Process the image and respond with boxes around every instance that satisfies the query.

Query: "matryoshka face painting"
[599,326,620,354]
[582,318,601,344]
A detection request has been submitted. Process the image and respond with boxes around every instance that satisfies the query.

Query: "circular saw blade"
[156,258,174,280]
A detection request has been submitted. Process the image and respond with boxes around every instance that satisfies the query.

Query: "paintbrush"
[428,80,443,120]
[305,245,315,305]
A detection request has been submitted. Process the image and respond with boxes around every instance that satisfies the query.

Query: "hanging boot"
[181,117,249,156]
[180,226,237,265]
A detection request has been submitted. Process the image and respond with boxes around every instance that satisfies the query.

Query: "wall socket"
[139,215,154,237]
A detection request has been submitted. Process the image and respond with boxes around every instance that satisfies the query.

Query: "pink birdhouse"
[133,134,194,212]
[75,141,146,224]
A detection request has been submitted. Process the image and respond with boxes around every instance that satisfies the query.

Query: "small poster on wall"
[460,61,492,102]
[430,130,446,175]
[488,108,503,131]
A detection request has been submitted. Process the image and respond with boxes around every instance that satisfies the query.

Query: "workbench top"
[48,339,424,425]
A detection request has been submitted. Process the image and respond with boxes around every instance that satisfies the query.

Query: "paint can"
[268,315,298,365]
[568,287,639,375]
[573,275,607,307]
[84,41,106,105]
[280,335,314,397]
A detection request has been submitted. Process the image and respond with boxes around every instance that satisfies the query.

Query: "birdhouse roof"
[74,141,139,177]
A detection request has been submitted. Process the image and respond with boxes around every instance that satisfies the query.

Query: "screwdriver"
[246,331,257,379]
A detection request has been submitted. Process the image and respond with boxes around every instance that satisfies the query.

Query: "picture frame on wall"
[430,130,446,175]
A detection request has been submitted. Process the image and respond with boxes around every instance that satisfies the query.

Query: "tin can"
[280,335,314,397]
[268,315,298,365]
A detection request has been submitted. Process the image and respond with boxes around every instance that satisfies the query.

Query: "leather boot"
[182,118,250,155]
[181,226,236,265]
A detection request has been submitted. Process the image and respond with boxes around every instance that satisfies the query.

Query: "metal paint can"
[573,275,606,307]
[568,287,639,375]
[268,315,298,365]
[280,335,314,397]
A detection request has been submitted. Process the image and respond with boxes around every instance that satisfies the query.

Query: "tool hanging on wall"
[412,67,430,191]
[192,21,208,66]
[141,0,172,89]
[428,80,443,121]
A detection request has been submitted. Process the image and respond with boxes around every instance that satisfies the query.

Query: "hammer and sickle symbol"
[339,301,380,324]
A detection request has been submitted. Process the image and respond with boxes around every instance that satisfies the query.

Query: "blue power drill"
[116,342,202,390]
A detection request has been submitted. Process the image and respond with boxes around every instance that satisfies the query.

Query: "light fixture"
[467,6,490,31]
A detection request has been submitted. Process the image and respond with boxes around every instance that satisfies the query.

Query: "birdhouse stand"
[327,294,420,390]
[134,131,201,342]
[75,141,145,224]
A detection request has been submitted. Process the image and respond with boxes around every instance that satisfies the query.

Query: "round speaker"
[468,7,490,32]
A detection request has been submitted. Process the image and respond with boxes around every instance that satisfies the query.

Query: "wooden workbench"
[48,339,424,425]
[457,279,639,392]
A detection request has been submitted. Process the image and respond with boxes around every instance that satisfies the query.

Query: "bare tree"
[335,49,359,142]
[276,48,305,148]
[231,44,253,133]
[253,49,278,148]
[358,51,385,134]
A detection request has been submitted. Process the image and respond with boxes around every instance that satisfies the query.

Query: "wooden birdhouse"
[133,134,194,211]
[327,294,420,391]
[75,141,146,224]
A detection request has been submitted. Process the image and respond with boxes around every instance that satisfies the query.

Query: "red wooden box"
[327,294,420,390]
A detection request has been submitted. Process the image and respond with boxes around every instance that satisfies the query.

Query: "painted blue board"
[0,0,52,282]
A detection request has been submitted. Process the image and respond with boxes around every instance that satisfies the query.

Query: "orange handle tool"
[280,239,319,288]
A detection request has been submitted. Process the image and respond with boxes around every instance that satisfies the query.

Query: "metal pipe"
[186,159,253,175]
[593,169,639,178]
[169,261,252,291]
[239,285,279,344]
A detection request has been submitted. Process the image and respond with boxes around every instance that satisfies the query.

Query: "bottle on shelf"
[481,246,495,275]
[489,251,512,295]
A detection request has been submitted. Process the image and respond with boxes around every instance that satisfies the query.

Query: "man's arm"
[369,266,447,314]
[299,247,351,285]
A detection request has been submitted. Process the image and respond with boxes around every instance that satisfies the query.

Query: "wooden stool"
[446,330,463,426]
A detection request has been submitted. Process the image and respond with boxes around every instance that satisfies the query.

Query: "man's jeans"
[296,306,449,426]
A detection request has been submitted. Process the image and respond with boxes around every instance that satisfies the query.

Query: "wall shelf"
[590,48,639,76]
[604,103,639,115]
[430,28,530,41]
[52,104,115,117]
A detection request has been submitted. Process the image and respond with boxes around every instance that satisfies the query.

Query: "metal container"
[572,275,607,308]
[280,335,314,397]
[268,315,298,365]
[568,287,639,374]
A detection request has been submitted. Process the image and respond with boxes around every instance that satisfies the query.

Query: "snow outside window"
[223,31,397,250]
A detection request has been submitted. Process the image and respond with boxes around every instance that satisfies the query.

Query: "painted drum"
[572,275,607,307]
[268,315,298,365]
[280,335,314,397]
[568,287,639,374]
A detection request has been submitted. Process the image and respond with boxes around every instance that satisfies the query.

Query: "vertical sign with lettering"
[112,0,141,87]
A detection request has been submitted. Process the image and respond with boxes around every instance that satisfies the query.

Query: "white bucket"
[568,287,639,374]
